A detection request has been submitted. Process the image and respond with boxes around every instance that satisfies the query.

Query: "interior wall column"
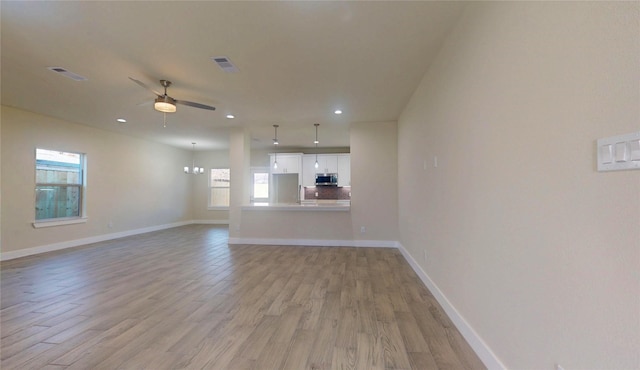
[228,127,250,238]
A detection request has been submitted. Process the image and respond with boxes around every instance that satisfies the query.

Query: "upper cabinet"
[316,154,338,174]
[302,155,317,186]
[270,153,349,186]
[337,155,351,186]
[269,153,302,174]
[302,153,350,186]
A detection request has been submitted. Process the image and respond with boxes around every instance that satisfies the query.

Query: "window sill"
[33,217,88,228]
[207,207,230,211]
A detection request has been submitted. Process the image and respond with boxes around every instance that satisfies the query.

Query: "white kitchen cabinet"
[337,154,351,186]
[302,153,350,187]
[315,154,338,174]
[270,153,301,174]
[302,155,317,186]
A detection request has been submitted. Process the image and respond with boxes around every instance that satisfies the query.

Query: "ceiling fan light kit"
[154,96,177,113]
[129,77,215,116]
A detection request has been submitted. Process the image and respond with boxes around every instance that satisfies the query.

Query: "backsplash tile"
[304,186,351,200]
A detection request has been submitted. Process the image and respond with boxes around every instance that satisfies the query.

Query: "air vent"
[47,67,87,81]
[211,56,239,73]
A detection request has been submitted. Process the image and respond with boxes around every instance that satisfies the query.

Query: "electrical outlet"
[108,221,113,229]
[235,224,240,231]
[423,250,427,262]
[360,226,366,234]
[434,156,438,168]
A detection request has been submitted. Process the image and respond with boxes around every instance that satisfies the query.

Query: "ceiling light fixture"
[334,109,343,115]
[273,124,279,146]
[154,95,177,113]
[226,114,235,119]
[273,125,279,169]
[116,118,127,123]
[184,142,204,174]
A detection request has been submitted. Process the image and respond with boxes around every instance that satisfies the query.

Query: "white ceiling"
[1,1,464,151]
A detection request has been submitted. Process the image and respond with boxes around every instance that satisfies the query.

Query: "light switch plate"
[615,142,628,162]
[597,131,640,171]
[599,144,613,164]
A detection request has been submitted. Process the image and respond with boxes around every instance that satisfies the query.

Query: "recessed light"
[226,114,235,119]
[116,118,127,123]
[334,109,343,115]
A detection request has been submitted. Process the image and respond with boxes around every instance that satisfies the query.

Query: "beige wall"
[1,106,193,253]
[350,121,398,241]
[0,107,3,253]
[250,149,271,168]
[228,128,251,238]
[238,210,354,241]
[398,2,639,369]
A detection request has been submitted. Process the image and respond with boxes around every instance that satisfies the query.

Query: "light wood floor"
[1,225,484,370]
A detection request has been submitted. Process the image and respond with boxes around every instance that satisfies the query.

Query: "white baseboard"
[2,220,385,261]
[396,243,506,370]
[228,237,397,248]
[192,219,229,225]
[0,221,192,261]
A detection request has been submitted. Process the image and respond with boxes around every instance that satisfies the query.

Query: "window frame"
[208,167,230,210]
[33,148,88,228]
[250,167,270,204]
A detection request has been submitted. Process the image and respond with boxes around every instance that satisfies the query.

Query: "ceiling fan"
[129,77,216,113]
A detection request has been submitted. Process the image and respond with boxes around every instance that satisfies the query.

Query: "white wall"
[1,106,193,254]
[398,2,639,369]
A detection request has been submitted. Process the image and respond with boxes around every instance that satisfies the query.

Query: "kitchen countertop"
[242,200,350,211]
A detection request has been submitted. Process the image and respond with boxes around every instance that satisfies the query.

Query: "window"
[251,168,269,203]
[209,168,230,208]
[35,148,86,221]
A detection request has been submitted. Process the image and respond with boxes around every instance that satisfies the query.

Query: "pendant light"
[314,123,320,169]
[273,124,279,169]
[184,142,204,174]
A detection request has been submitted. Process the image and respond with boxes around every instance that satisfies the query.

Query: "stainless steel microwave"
[315,173,338,186]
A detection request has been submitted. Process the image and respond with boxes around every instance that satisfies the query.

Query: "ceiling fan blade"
[175,99,216,111]
[129,77,162,96]
[136,100,154,107]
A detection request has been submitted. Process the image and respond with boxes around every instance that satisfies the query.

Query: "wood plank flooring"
[1,225,485,369]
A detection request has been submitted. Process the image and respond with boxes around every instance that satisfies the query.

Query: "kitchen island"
[231,200,356,246]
